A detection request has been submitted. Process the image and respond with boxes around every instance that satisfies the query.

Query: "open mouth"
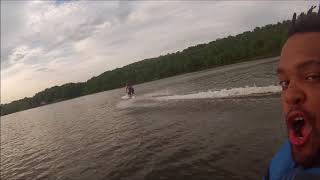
[287,111,312,146]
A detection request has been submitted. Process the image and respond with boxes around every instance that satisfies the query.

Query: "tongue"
[289,120,312,146]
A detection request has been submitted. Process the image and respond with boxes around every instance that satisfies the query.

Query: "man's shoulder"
[265,140,320,180]
[267,140,295,180]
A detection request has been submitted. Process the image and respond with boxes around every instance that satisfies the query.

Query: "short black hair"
[288,4,320,37]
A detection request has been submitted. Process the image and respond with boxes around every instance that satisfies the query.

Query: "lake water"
[1,57,287,180]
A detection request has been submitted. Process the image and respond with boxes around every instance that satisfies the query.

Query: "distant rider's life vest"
[127,86,134,95]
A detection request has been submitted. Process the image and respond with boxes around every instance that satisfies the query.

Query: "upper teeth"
[294,117,304,121]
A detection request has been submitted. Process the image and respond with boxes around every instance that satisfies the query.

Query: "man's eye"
[279,80,289,90]
[306,74,320,81]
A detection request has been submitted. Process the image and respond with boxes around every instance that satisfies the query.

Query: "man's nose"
[283,82,306,105]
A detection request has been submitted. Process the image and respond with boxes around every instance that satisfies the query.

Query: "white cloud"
[0,1,317,103]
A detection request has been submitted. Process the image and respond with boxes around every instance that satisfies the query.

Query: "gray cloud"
[1,1,317,103]
[35,67,54,73]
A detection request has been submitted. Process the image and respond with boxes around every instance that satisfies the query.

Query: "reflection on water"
[1,57,287,180]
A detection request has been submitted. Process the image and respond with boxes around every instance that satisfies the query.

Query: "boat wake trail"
[116,85,281,109]
[155,85,281,100]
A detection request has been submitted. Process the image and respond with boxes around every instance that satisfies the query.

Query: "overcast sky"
[0,1,317,104]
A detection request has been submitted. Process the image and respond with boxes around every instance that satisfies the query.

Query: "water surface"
[1,57,287,180]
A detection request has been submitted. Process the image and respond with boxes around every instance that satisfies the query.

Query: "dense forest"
[1,20,291,116]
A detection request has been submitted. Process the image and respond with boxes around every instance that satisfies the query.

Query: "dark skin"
[278,32,320,167]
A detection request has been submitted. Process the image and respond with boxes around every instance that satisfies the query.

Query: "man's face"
[278,32,320,167]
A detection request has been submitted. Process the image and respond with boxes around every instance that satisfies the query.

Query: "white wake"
[156,85,281,100]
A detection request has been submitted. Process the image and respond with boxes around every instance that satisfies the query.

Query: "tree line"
[1,20,291,116]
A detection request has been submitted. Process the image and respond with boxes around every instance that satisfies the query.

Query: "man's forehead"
[281,33,320,56]
[279,32,320,73]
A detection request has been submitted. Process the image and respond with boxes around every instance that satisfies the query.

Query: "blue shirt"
[264,140,320,180]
